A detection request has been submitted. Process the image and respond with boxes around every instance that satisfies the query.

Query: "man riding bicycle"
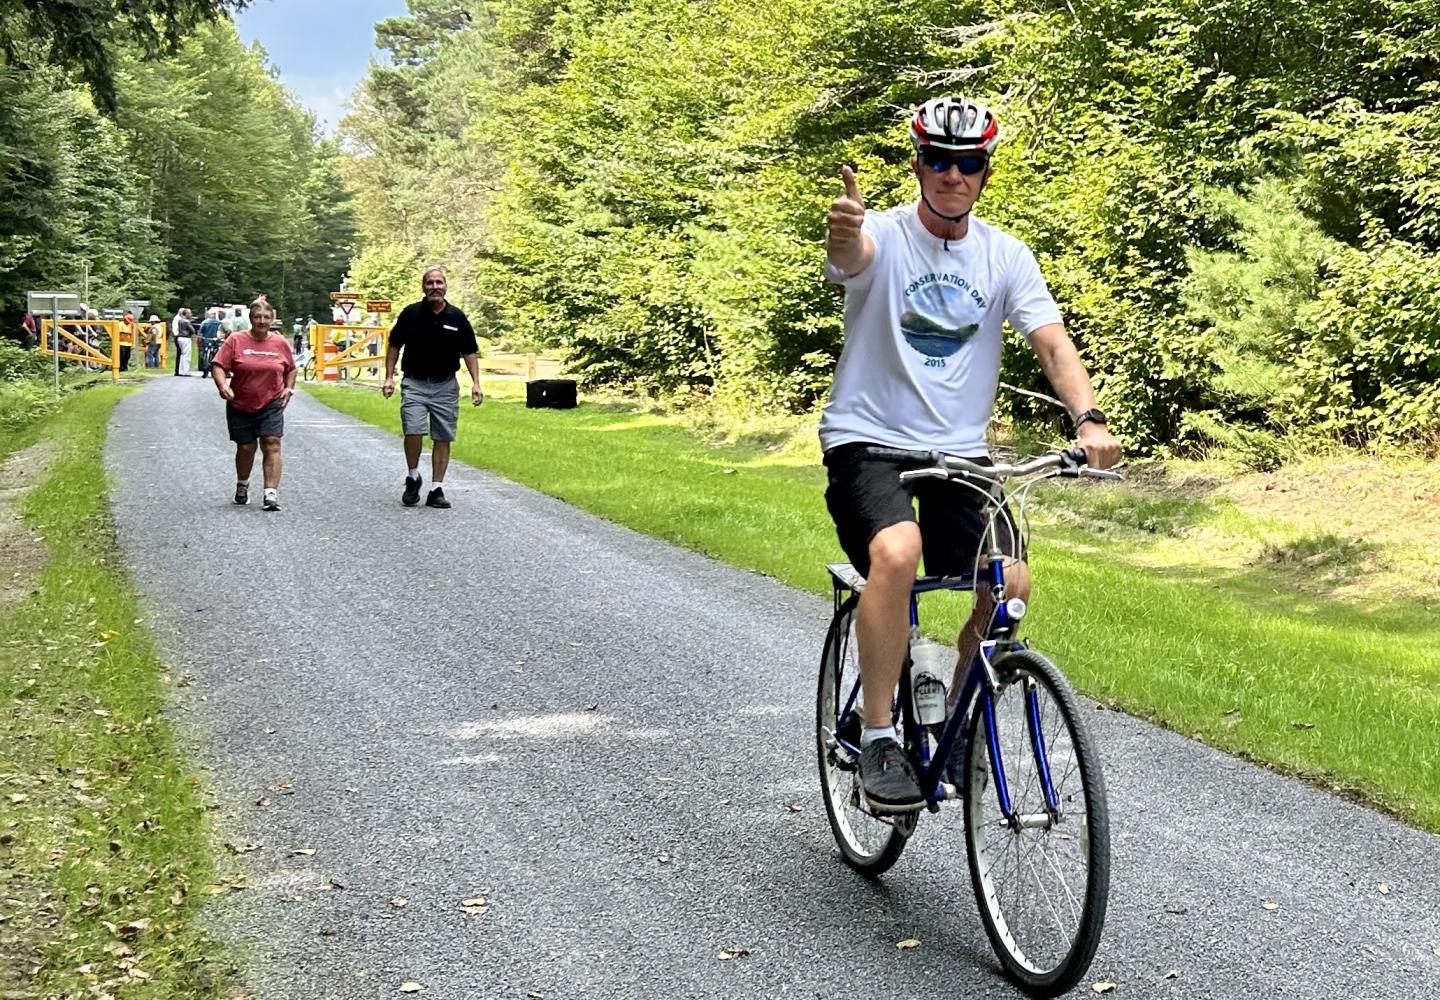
[822,96,1123,814]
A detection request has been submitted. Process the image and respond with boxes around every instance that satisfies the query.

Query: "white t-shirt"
[818,203,1062,456]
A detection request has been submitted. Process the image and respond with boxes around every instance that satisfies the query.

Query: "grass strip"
[0,386,236,997]
[309,382,1440,830]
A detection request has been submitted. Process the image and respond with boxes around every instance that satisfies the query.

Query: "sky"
[234,0,410,133]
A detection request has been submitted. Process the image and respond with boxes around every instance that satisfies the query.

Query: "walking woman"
[211,297,296,511]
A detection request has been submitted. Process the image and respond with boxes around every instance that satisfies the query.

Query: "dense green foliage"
[1,14,354,335]
[345,0,1440,457]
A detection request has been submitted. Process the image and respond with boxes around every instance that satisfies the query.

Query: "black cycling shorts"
[823,442,1022,579]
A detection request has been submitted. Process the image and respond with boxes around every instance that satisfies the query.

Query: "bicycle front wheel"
[963,648,1109,997]
[816,600,908,875]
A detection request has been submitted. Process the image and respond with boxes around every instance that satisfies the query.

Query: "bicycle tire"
[962,648,1109,997]
[816,601,908,875]
[302,357,316,382]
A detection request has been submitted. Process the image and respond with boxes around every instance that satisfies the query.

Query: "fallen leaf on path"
[225,840,261,855]
[1092,983,1116,994]
[398,983,424,993]
[254,797,271,808]
[203,881,246,895]
[657,854,671,864]
[1163,904,1188,915]
[290,848,316,857]
[1378,884,1390,895]
[786,802,802,813]
[8,793,27,804]
[390,897,409,908]
[325,878,346,891]
[1163,970,1179,980]
[118,919,150,937]
[461,896,488,915]
[716,946,750,960]
[895,938,921,950]
[1262,900,1279,911]
[1432,945,1440,958]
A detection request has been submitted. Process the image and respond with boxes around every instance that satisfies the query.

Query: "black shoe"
[857,738,924,813]
[233,484,249,505]
[402,475,422,507]
[425,487,451,509]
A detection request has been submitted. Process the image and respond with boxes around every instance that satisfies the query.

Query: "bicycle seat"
[828,563,977,595]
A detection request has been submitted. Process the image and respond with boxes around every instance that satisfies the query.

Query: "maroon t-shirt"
[214,332,295,413]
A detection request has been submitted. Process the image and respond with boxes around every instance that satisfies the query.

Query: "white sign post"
[28,290,80,398]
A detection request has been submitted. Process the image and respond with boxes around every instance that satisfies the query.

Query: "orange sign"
[329,291,363,301]
[366,299,392,313]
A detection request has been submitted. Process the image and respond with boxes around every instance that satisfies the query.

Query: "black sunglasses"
[919,147,989,175]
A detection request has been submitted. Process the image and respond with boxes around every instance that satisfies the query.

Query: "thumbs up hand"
[828,165,866,244]
[827,165,874,278]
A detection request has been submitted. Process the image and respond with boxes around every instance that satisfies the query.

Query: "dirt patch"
[0,440,53,611]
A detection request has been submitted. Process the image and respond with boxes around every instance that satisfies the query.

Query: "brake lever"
[898,468,950,483]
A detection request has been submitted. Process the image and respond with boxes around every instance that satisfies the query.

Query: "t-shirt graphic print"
[899,272,988,363]
[820,204,1062,456]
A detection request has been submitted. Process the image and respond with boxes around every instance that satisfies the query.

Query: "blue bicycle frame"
[832,550,1053,822]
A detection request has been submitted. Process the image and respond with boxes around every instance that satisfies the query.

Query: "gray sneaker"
[233,483,249,505]
[857,738,924,813]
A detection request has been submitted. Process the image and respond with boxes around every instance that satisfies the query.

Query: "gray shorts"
[400,376,459,442]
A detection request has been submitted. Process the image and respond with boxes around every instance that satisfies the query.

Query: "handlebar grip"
[863,446,938,463]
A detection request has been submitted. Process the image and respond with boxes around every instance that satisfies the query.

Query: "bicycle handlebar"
[861,446,1123,484]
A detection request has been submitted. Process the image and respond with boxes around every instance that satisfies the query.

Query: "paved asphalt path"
[106,378,1440,999]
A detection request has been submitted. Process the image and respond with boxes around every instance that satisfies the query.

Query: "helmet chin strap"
[920,194,969,251]
[919,169,989,250]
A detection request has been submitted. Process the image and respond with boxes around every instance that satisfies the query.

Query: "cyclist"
[822,96,1122,813]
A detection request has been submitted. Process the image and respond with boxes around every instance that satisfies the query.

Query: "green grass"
[310,381,1440,830]
[0,386,237,998]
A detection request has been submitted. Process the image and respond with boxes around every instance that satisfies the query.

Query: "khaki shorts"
[400,376,459,442]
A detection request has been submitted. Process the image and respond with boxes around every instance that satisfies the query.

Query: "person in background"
[119,311,139,370]
[145,315,163,368]
[198,308,224,376]
[211,297,296,512]
[224,305,250,335]
[173,307,196,376]
[21,310,38,349]
[382,266,484,509]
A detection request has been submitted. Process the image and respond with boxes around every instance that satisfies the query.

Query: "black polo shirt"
[389,300,479,380]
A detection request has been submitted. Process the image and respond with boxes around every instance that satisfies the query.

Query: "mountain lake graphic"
[899,282,980,357]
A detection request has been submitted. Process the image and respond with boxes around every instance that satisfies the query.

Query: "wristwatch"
[1072,408,1108,433]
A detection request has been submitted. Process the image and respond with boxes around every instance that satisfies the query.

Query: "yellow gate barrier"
[309,324,389,382]
[39,319,121,380]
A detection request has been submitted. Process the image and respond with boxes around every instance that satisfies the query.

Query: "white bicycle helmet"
[909,96,1000,155]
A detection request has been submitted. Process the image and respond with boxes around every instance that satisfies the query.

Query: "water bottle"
[909,635,951,727]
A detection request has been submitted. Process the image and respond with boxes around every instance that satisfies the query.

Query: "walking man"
[821,97,1122,812]
[173,308,196,376]
[381,266,483,509]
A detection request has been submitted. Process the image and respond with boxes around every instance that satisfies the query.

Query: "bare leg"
[950,557,1032,707]
[404,434,423,473]
[432,440,451,483]
[855,522,922,729]
[235,442,257,482]
[259,436,283,490]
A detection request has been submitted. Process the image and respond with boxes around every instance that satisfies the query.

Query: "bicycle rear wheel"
[816,601,908,875]
[963,648,1109,997]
